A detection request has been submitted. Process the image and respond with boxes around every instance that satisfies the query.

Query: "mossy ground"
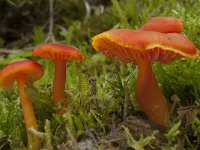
[0,0,200,149]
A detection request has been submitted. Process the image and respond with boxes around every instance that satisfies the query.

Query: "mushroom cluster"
[92,16,199,126]
[0,43,84,149]
[0,16,198,149]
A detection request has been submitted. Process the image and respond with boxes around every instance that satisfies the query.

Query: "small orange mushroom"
[139,16,183,33]
[32,42,84,114]
[92,29,198,126]
[0,60,43,149]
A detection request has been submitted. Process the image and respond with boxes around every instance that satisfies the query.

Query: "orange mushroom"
[139,16,183,33]
[0,60,43,149]
[92,29,198,126]
[32,42,84,114]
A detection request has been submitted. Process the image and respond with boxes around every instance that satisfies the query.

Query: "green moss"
[154,58,200,105]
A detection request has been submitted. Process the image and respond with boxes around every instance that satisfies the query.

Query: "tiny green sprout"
[79,73,91,107]
[123,126,158,150]
[44,120,53,150]
[64,113,76,136]
[162,121,181,150]
[29,120,53,150]
[165,121,181,145]
[192,116,200,137]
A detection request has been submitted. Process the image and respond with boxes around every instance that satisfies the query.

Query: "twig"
[0,48,21,54]
[6,0,27,7]
[0,46,35,54]
[177,105,200,111]
[45,0,56,42]
[169,95,180,115]
[83,0,91,24]
[177,105,200,126]
[123,81,131,120]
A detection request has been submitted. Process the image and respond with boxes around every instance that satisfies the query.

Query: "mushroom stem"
[53,59,67,113]
[136,59,169,126]
[16,73,40,150]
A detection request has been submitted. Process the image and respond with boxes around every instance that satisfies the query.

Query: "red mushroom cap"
[0,60,43,90]
[139,16,183,33]
[32,42,84,61]
[92,29,198,63]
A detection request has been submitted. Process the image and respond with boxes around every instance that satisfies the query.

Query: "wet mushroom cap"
[139,16,183,33]
[0,60,44,90]
[32,42,84,61]
[92,29,198,63]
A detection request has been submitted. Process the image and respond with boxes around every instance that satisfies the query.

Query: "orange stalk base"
[136,59,169,126]
[16,74,40,149]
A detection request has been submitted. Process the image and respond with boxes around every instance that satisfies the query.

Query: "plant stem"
[136,59,169,126]
[16,73,40,149]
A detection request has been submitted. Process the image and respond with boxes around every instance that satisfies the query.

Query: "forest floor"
[0,0,200,149]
